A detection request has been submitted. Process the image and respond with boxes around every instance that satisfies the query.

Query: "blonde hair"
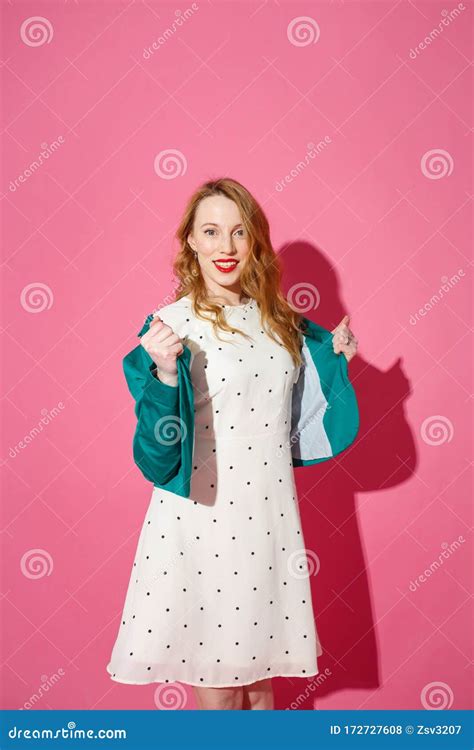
[171,177,305,367]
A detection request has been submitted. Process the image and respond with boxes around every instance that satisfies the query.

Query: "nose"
[219,232,237,255]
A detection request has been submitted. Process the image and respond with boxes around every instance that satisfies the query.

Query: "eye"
[204,227,245,237]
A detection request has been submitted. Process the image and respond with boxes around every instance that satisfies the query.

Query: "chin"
[211,274,241,286]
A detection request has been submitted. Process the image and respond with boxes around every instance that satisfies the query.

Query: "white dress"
[106,294,323,688]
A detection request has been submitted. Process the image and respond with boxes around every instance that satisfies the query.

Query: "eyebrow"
[200,222,243,229]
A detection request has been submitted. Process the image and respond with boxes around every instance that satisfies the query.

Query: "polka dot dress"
[106,294,323,688]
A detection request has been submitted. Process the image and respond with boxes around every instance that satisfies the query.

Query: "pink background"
[1,0,472,712]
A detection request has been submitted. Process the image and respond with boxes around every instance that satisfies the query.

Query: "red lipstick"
[212,259,239,274]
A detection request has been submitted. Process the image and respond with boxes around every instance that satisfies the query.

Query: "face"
[187,194,250,297]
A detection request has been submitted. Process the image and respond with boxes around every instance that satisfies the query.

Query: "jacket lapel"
[290,317,359,465]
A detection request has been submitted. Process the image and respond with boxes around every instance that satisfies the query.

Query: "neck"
[205,286,248,307]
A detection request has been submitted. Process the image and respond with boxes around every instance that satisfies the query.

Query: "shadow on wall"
[273,240,416,711]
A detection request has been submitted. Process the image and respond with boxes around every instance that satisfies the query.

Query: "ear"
[187,233,195,251]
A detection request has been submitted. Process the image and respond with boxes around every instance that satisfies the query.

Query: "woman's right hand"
[140,315,184,384]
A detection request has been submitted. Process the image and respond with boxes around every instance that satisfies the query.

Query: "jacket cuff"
[144,363,179,408]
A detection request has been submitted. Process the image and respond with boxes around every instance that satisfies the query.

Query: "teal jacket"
[123,311,360,498]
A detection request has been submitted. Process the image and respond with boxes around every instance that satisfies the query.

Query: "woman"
[107,177,358,710]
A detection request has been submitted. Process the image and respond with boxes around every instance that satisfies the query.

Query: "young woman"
[107,177,358,710]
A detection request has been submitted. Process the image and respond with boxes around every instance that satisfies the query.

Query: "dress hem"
[106,664,319,689]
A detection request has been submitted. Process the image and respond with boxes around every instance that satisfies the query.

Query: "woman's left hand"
[331,315,358,363]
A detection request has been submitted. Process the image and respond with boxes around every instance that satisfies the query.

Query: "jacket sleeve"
[122,336,183,486]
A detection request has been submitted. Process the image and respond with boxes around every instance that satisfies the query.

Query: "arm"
[123,342,182,485]
[154,368,178,387]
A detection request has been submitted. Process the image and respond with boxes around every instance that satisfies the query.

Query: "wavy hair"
[170,177,306,367]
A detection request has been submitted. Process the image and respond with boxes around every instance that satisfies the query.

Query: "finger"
[164,341,184,357]
[333,337,355,353]
[146,320,179,346]
[336,315,350,330]
[141,316,164,340]
[342,328,356,343]
[331,314,350,334]
[334,331,349,345]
